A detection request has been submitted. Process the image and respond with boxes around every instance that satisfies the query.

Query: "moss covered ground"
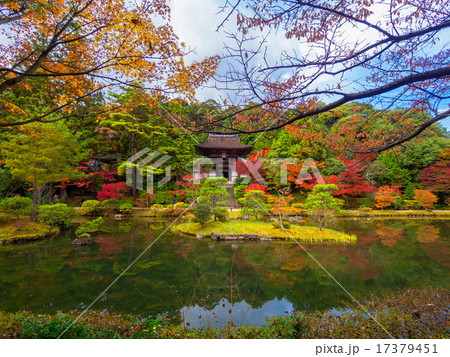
[0,222,58,245]
[173,220,356,243]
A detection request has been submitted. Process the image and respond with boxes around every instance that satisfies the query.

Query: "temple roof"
[195,134,253,157]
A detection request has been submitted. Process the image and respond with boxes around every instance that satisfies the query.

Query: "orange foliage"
[416,226,439,243]
[376,223,404,247]
[413,189,438,209]
[0,0,219,125]
[374,185,401,209]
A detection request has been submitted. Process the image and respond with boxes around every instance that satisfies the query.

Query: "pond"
[0,218,448,328]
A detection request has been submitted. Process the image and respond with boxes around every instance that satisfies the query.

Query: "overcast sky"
[170,0,450,131]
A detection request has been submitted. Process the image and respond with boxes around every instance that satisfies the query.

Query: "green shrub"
[75,217,104,236]
[233,177,247,186]
[100,199,121,210]
[213,207,229,222]
[38,204,77,233]
[359,196,375,208]
[118,202,133,214]
[305,184,342,230]
[175,202,189,208]
[194,202,211,226]
[400,199,418,210]
[240,190,270,220]
[234,185,247,200]
[0,196,32,221]
[335,198,346,208]
[153,190,171,205]
[271,220,290,229]
[101,199,133,213]
[81,200,101,215]
[291,202,304,209]
[151,204,164,209]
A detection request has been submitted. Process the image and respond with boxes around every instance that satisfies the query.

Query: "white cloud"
[171,0,228,59]
[168,0,450,130]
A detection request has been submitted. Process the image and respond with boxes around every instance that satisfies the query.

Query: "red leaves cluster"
[420,160,450,195]
[333,157,376,198]
[244,183,268,193]
[291,156,376,198]
[97,181,130,200]
[236,148,269,180]
[74,169,117,191]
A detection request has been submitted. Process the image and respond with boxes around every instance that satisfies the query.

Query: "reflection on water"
[180,298,294,328]
[0,218,448,328]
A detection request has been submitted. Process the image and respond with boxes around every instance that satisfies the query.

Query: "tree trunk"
[31,184,37,222]
[60,186,67,200]
[36,183,45,206]
[48,182,53,205]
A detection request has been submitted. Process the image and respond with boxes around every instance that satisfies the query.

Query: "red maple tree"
[420,161,450,196]
[97,182,130,200]
[334,157,376,198]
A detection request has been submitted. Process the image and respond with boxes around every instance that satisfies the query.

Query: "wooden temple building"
[194,134,253,182]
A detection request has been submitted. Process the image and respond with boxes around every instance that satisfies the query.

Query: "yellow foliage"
[1,0,219,125]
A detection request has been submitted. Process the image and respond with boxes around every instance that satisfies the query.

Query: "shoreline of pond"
[1,210,449,246]
[73,207,450,219]
[0,287,447,339]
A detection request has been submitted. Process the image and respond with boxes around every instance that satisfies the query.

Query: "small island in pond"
[173,221,356,243]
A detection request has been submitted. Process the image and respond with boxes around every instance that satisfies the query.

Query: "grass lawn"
[173,220,356,243]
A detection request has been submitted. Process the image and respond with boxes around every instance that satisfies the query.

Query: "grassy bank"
[173,221,356,243]
[0,287,447,339]
[0,222,59,245]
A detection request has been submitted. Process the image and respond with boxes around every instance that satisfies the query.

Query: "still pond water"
[0,218,448,328]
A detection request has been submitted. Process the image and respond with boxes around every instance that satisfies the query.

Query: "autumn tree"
[97,182,130,201]
[174,174,202,205]
[420,148,450,204]
[203,0,450,153]
[413,189,438,210]
[332,157,376,201]
[0,0,219,127]
[266,187,296,230]
[374,185,402,209]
